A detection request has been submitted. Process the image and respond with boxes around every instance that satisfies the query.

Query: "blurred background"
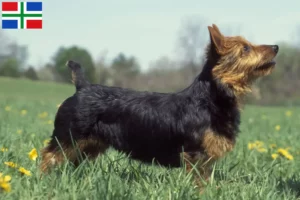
[1,0,300,105]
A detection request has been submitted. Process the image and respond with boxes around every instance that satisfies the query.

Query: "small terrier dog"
[40,24,278,189]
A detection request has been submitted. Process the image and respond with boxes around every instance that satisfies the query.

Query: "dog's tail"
[66,60,90,91]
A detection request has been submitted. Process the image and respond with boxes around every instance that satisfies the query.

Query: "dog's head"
[206,24,279,95]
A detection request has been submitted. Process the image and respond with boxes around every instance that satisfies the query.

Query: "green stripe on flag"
[21,2,24,29]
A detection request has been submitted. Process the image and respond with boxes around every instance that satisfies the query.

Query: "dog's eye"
[243,45,251,52]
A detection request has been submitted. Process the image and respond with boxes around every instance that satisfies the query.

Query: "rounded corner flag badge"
[1,1,42,29]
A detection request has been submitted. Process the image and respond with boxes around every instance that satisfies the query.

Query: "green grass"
[0,77,300,200]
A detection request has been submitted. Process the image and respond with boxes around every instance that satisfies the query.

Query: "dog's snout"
[272,45,279,53]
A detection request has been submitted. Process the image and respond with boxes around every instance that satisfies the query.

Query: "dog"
[40,24,278,189]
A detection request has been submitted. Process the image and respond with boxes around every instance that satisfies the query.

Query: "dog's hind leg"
[40,141,72,173]
[40,137,108,173]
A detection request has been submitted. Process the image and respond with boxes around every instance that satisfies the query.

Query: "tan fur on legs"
[40,138,108,173]
[202,128,234,159]
[182,129,234,193]
[182,152,214,193]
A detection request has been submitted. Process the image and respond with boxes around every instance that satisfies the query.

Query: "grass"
[0,77,300,199]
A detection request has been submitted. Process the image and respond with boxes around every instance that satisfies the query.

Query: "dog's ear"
[212,24,223,36]
[208,24,224,54]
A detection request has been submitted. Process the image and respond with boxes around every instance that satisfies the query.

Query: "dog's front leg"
[182,152,214,192]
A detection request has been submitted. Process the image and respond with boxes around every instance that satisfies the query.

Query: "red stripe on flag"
[2,2,18,11]
[26,20,42,29]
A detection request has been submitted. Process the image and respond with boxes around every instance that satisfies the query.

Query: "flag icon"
[1,2,42,29]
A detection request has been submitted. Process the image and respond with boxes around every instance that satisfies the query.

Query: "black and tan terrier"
[40,24,279,189]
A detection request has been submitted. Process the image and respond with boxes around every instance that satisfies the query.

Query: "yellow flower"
[18,167,31,176]
[285,110,292,117]
[248,141,264,150]
[277,148,294,160]
[248,143,255,150]
[269,144,277,149]
[285,154,294,160]
[16,129,23,134]
[257,148,267,153]
[4,162,18,168]
[275,125,281,131]
[56,104,61,108]
[277,148,288,155]
[0,174,11,182]
[271,153,279,159]
[38,112,48,119]
[43,139,51,146]
[0,182,11,192]
[248,141,268,153]
[1,148,8,152]
[4,106,11,112]
[28,148,38,161]
[254,141,264,147]
[0,173,11,192]
[46,120,53,125]
[20,109,27,116]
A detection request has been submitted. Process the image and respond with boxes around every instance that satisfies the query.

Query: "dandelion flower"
[4,162,17,168]
[38,112,48,119]
[275,125,281,131]
[254,141,264,147]
[248,143,255,150]
[0,174,11,182]
[16,129,23,134]
[0,182,11,192]
[20,109,27,116]
[257,148,267,153]
[0,173,11,192]
[1,148,8,152]
[46,120,53,125]
[19,167,31,176]
[271,153,279,160]
[28,148,38,161]
[285,154,294,160]
[248,141,264,150]
[43,139,51,146]
[4,106,11,112]
[277,148,288,155]
[285,110,292,117]
[277,148,294,160]
[248,141,268,153]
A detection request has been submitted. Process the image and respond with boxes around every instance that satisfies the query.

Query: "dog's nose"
[272,45,279,53]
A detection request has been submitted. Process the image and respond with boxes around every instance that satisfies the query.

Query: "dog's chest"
[200,102,240,158]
